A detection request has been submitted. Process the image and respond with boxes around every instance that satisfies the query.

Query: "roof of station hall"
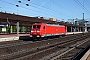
[0,12,83,27]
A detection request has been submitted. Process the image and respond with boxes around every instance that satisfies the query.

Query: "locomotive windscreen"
[33,25,41,29]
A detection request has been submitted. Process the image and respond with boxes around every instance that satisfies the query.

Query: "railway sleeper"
[52,39,90,60]
[76,47,85,49]
[40,37,90,60]
[57,46,66,48]
[39,47,70,60]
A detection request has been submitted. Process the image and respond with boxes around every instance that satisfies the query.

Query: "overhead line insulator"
[26,4,29,6]
[18,1,21,3]
[16,5,19,7]
[28,0,30,1]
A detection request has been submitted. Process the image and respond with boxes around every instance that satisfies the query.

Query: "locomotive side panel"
[45,26,57,34]
[41,25,66,37]
[58,26,66,34]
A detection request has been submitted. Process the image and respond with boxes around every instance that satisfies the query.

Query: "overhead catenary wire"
[74,0,90,15]
[77,0,90,15]
[17,0,73,18]
[16,1,62,18]
[84,0,90,9]
[1,0,90,21]
[0,0,57,18]
[49,0,79,18]
[0,0,75,21]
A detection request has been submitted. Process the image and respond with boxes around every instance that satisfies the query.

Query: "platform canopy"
[0,12,83,27]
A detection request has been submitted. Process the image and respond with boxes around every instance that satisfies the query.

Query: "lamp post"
[16,5,19,36]
[16,5,19,15]
[0,6,1,10]
[16,0,30,36]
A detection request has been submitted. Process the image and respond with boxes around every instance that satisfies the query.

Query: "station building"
[0,12,89,34]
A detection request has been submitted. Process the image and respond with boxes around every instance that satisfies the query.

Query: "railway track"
[51,38,90,60]
[0,33,89,60]
[0,33,83,47]
[0,34,80,57]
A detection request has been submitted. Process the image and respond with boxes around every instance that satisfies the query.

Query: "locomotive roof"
[46,24,65,27]
[32,23,65,27]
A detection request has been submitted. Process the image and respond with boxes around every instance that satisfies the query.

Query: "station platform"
[80,49,90,60]
[0,33,30,42]
[66,32,84,35]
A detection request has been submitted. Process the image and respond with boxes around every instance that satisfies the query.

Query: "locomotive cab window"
[33,25,41,29]
[43,26,45,29]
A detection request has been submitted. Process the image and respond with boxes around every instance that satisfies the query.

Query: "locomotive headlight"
[30,35,32,37]
[31,31,34,32]
[37,31,40,32]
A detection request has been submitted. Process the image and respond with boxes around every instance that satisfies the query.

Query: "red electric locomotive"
[30,23,66,38]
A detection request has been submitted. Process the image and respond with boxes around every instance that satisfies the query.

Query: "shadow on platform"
[19,36,31,40]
